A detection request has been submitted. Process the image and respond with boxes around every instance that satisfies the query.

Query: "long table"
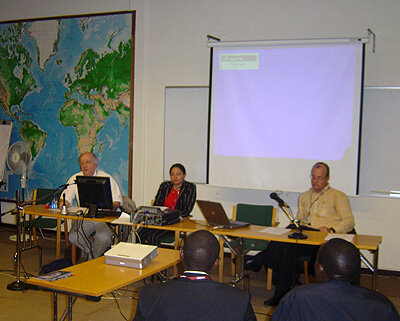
[213,224,382,290]
[22,205,382,288]
[24,248,180,320]
[114,216,381,289]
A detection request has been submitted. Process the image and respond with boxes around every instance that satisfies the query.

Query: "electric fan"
[7,141,31,189]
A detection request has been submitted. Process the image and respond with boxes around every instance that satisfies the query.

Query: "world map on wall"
[0,12,133,200]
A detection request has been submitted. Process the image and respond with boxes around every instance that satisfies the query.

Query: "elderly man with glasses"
[244,162,355,306]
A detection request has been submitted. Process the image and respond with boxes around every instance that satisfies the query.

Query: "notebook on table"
[197,200,250,229]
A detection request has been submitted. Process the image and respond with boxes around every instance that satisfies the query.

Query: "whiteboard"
[164,87,209,183]
[0,120,12,181]
[359,87,400,196]
[164,86,400,196]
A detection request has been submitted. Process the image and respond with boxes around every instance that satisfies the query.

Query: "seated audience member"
[139,163,196,245]
[272,238,400,321]
[134,230,256,321]
[245,162,355,305]
[60,152,122,261]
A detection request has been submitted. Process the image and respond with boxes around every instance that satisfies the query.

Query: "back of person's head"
[183,230,219,273]
[316,238,360,283]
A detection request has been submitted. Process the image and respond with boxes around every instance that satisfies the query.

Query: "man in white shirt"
[60,152,122,260]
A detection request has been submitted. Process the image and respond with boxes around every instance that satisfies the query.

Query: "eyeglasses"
[310,175,326,181]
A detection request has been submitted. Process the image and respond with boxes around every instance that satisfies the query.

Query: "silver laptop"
[197,200,250,229]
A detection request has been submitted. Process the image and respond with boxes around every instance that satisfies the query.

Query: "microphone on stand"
[269,192,289,208]
[269,192,307,240]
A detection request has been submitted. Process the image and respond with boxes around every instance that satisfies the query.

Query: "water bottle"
[51,197,58,209]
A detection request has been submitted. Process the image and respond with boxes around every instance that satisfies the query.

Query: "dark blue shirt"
[272,279,400,321]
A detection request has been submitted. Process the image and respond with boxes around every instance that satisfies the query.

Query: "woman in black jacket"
[140,163,196,245]
[153,163,196,217]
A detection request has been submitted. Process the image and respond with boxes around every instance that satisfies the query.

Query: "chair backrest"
[233,203,276,227]
[33,188,60,205]
[122,195,137,214]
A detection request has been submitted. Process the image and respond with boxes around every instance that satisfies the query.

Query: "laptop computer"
[197,200,250,229]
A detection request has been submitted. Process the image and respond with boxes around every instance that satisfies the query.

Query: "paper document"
[259,227,291,235]
[325,233,354,242]
[111,212,131,225]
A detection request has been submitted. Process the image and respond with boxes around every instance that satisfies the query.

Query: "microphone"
[269,192,307,239]
[65,180,77,187]
[57,180,77,190]
[270,192,289,208]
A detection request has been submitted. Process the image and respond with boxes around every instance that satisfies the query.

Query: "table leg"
[60,296,77,321]
[174,230,180,250]
[372,247,379,290]
[31,214,38,246]
[56,218,61,259]
[63,219,70,248]
[71,245,76,265]
[360,251,378,290]
[219,235,249,291]
[53,292,58,321]
[218,237,224,282]
[173,230,180,275]
[68,296,73,321]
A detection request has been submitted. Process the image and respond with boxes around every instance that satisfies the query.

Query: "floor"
[0,225,399,321]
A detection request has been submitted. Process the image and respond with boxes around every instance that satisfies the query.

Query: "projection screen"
[208,39,365,195]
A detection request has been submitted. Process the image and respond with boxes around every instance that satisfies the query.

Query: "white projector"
[104,242,158,269]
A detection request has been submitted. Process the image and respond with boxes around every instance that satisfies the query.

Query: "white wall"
[1,0,400,271]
